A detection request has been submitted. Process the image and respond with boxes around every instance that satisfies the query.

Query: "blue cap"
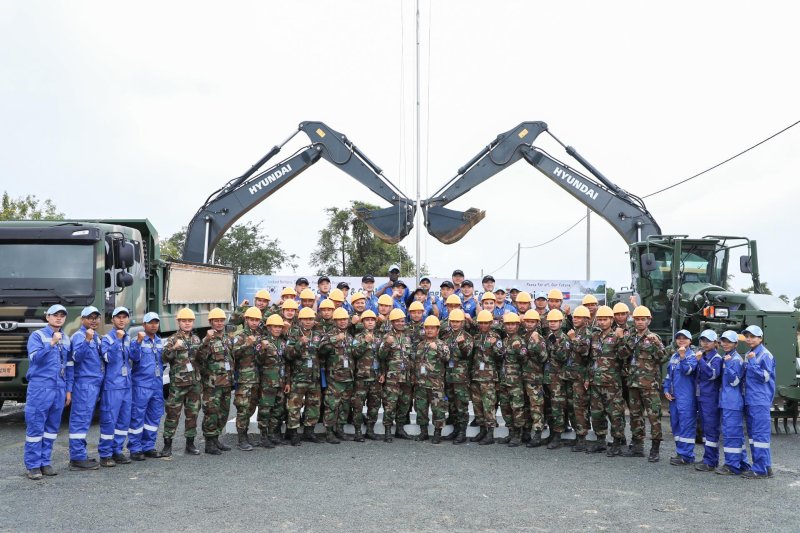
[720,330,739,343]
[742,325,763,337]
[111,306,130,317]
[699,329,718,342]
[143,312,160,323]
[534,291,548,300]
[81,306,100,317]
[46,304,67,316]
[674,329,692,340]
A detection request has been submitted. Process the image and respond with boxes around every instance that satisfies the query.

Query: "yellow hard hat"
[176,308,195,320]
[388,308,406,321]
[516,291,532,303]
[546,309,564,321]
[266,314,284,327]
[612,303,630,314]
[243,307,262,320]
[445,294,462,306]
[255,289,271,301]
[573,305,591,319]
[503,312,521,324]
[319,299,335,310]
[477,310,493,323]
[481,292,496,301]
[377,294,394,306]
[423,315,441,327]
[350,292,366,303]
[299,288,316,300]
[596,305,614,318]
[298,307,316,319]
[281,287,297,298]
[208,308,226,320]
[361,310,377,319]
[408,301,424,312]
[449,309,466,322]
[581,294,598,305]
[547,289,564,300]
[281,299,299,310]
[329,288,345,302]
[523,310,541,321]
[631,305,652,318]
[332,307,349,320]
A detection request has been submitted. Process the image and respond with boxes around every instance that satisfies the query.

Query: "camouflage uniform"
[231,305,274,327]
[403,320,425,426]
[352,330,382,430]
[377,330,413,428]
[285,327,324,429]
[321,330,355,429]
[562,326,592,438]
[162,330,202,439]
[415,337,450,428]
[470,331,502,428]
[498,333,526,430]
[257,333,288,436]
[589,329,626,441]
[232,327,261,432]
[621,327,667,442]
[521,332,548,432]
[196,332,234,438]
[544,329,569,433]
[442,329,474,428]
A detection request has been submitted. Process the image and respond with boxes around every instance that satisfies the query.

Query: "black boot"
[161,438,173,458]
[185,437,200,455]
[260,431,275,449]
[527,430,543,448]
[572,436,588,452]
[269,427,284,446]
[416,426,429,441]
[546,432,562,450]
[431,427,442,444]
[289,428,302,446]
[521,429,532,444]
[469,417,479,427]
[508,428,521,448]
[622,439,645,457]
[497,426,512,444]
[365,424,378,441]
[453,425,467,445]
[216,436,231,452]
[395,424,410,440]
[237,430,253,451]
[303,425,321,443]
[648,440,661,462]
[607,437,623,457]
[384,425,393,443]
[334,425,348,441]
[471,426,487,443]
[443,423,457,441]
[205,437,221,455]
[326,427,341,444]
[353,425,365,442]
[479,427,495,445]
[587,437,608,454]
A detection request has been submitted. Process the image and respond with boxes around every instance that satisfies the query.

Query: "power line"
[486,248,519,276]
[521,215,587,249]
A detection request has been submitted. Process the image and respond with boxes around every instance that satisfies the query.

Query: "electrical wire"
[521,215,588,249]
[486,248,519,277]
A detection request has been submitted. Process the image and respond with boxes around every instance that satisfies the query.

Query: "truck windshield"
[0,243,94,296]
[678,246,717,285]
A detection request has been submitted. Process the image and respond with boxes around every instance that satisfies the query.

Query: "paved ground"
[1,401,798,532]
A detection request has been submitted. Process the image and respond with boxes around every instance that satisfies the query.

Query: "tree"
[793,296,800,310]
[741,282,773,295]
[311,201,416,276]
[778,294,790,305]
[161,221,297,275]
[1,191,63,220]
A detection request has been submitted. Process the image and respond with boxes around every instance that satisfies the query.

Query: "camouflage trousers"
[270,389,287,433]
[590,385,625,440]
[563,379,589,437]
[523,380,545,432]
[352,379,381,427]
[628,387,662,441]
[545,380,566,433]
[234,383,260,432]
[324,380,354,428]
[416,385,448,428]
[382,381,412,427]
[287,382,321,429]
[446,382,470,426]
[257,384,282,433]
[201,385,231,438]
[163,383,201,439]
[470,381,497,429]
[498,382,526,429]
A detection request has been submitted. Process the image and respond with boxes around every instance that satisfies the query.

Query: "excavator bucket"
[354,205,415,245]
[423,206,486,245]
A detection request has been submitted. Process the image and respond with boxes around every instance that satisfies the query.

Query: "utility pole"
[586,207,591,280]
[414,0,421,286]
[515,242,521,280]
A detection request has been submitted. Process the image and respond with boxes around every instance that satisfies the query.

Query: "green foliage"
[741,282,773,295]
[793,296,800,310]
[1,191,63,220]
[606,286,616,303]
[311,201,415,276]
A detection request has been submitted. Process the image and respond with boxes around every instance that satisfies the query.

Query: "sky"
[2,1,799,297]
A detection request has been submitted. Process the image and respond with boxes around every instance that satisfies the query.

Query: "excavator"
[183,121,416,263]
[421,121,800,431]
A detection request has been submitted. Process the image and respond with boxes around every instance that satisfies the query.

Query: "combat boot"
[216,437,231,452]
[431,428,443,444]
[416,426,429,441]
[587,438,608,454]
[237,430,253,451]
[527,430,543,448]
[471,426,487,443]
[395,424,410,440]
[289,428,302,446]
[622,439,645,457]
[497,427,512,444]
[572,436,588,453]
[185,437,200,455]
[384,425,393,442]
[354,426,365,442]
[648,440,661,463]
[453,425,467,445]
[161,438,173,458]
[508,428,521,448]
[325,427,340,444]
[521,428,532,444]
[205,437,221,455]
[334,425,347,441]
[303,425,321,443]
[606,437,623,457]
[260,431,275,449]
[443,423,457,441]
[479,427,495,445]
[546,432,562,450]
[365,424,378,441]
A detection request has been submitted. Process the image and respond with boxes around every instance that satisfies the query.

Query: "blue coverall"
[662,348,698,462]
[99,330,132,458]
[744,344,776,475]
[128,334,164,454]
[696,348,723,467]
[67,326,103,461]
[720,349,748,472]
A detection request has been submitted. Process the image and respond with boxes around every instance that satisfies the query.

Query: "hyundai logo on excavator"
[552,166,600,201]
[248,164,293,195]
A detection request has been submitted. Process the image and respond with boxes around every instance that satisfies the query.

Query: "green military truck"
[0,219,235,408]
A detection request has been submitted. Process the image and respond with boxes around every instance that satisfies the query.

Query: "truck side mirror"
[116,241,136,269]
[116,271,134,288]
[641,253,657,273]
[740,255,752,274]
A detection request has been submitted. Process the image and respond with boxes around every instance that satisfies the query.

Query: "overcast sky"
[2,1,799,297]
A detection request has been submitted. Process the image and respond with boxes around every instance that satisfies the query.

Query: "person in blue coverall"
[740,325,776,480]
[66,306,103,471]
[694,329,722,472]
[127,312,165,460]
[663,329,697,466]
[98,306,133,467]
[24,304,71,480]
[716,330,748,475]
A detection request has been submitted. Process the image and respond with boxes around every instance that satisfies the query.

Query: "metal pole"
[586,207,591,279]
[515,242,521,280]
[414,0,421,286]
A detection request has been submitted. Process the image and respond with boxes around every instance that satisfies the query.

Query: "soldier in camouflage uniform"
[414,315,451,443]
[320,308,355,444]
[299,288,317,311]
[620,306,667,462]
[441,309,473,444]
[352,310,382,441]
[231,310,262,451]
[542,309,570,449]
[497,312,527,447]
[521,310,548,447]
[317,299,336,333]
[469,310,502,445]
[375,294,395,336]
[612,302,634,436]
[231,289,273,327]
[256,313,289,448]
[161,308,202,457]
[196,307,234,455]
[402,301,427,431]
[563,306,592,452]
[285,307,325,445]
[377,309,414,442]
[587,305,627,455]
